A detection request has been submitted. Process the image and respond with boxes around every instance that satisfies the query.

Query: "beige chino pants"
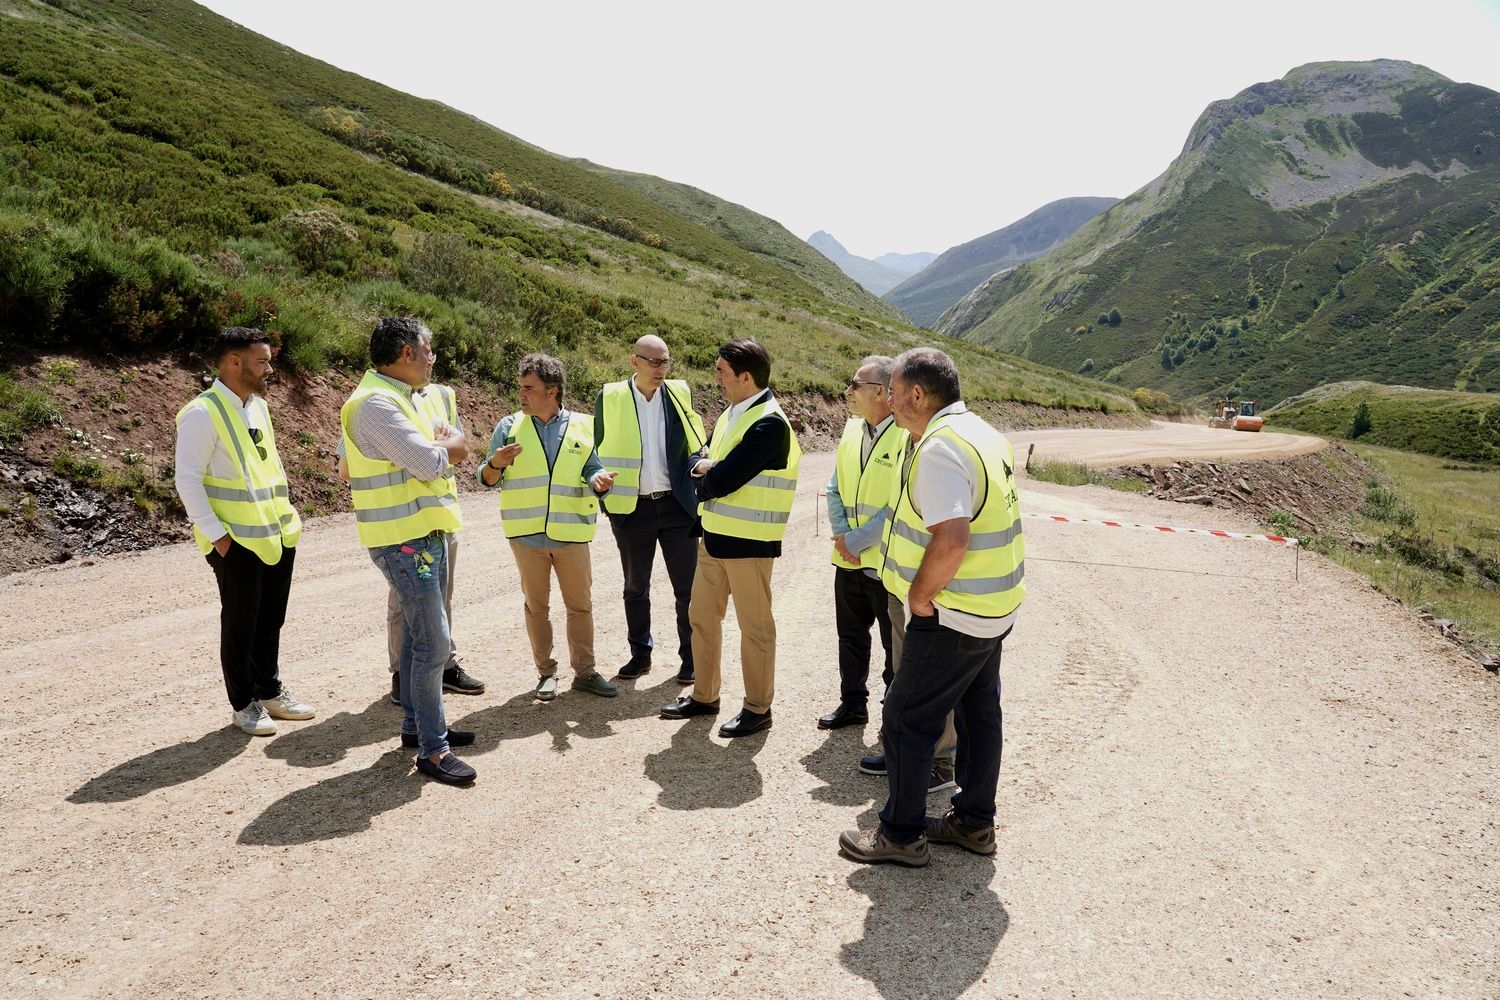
[689,544,776,714]
[510,540,597,678]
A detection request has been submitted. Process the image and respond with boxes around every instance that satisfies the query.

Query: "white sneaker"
[264,687,316,721]
[233,701,276,736]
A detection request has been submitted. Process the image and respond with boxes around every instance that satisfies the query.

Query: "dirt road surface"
[1012,419,1327,467]
[3,432,1496,998]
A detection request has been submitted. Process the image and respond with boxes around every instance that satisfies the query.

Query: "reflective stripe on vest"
[340,370,464,549]
[830,416,905,570]
[879,410,1025,617]
[597,379,705,515]
[499,412,599,542]
[698,393,801,542]
[175,385,301,565]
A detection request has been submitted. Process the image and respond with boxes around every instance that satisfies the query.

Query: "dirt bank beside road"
[2,450,1495,998]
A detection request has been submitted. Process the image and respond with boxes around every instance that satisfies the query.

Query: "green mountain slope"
[1267,381,1500,464]
[570,160,903,318]
[0,0,1134,418]
[885,197,1118,328]
[938,61,1500,405]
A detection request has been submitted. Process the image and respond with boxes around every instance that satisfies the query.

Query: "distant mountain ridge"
[884,197,1119,327]
[937,60,1500,405]
[807,231,931,296]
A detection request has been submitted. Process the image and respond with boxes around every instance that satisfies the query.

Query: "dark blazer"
[695,388,792,560]
[593,382,703,525]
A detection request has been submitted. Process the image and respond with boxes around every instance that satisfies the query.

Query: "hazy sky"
[200,0,1500,258]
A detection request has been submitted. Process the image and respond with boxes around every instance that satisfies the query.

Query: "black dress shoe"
[817,704,869,730]
[660,695,720,719]
[415,752,476,785]
[719,709,772,738]
[402,729,476,748]
[674,665,695,685]
[617,658,652,679]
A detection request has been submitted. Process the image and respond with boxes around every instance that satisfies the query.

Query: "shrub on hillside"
[1348,401,1372,439]
[277,209,360,274]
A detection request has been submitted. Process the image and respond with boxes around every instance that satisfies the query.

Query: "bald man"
[594,336,708,683]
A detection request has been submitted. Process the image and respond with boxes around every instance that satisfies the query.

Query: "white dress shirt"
[632,376,671,495]
[174,379,267,544]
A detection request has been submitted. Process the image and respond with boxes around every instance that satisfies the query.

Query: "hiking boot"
[264,687,315,721]
[928,763,956,793]
[925,809,997,855]
[534,674,558,701]
[442,664,485,694]
[232,701,276,736]
[572,673,619,698]
[838,827,929,868]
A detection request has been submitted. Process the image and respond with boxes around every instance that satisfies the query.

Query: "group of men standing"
[175,318,1022,867]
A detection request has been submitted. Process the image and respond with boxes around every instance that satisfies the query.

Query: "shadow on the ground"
[68,728,253,804]
[237,748,431,845]
[800,728,882,806]
[261,695,394,767]
[451,679,674,756]
[642,721,767,810]
[840,860,1007,999]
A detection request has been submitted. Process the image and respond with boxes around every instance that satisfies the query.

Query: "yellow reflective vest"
[340,371,464,549]
[879,409,1025,618]
[176,384,302,565]
[597,378,706,515]
[699,393,802,542]
[831,416,906,570]
[419,382,461,508]
[499,412,600,543]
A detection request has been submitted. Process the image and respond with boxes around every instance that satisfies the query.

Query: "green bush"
[1359,479,1417,527]
[1348,401,1372,439]
[0,376,58,443]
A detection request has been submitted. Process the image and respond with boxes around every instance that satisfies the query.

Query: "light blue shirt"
[825,416,895,579]
[480,409,604,549]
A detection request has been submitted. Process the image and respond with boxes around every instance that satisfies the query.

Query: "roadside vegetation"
[1267,382,1500,465]
[1024,458,1150,493]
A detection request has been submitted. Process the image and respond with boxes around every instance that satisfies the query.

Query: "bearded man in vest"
[175,327,315,736]
[342,318,476,785]
[839,347,1024,867]
[660,338,801,738]
[594,334,707,685]
[480,353,619,701]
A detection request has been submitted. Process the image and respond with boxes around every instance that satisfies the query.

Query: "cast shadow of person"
[68,728,253,804]
[237,747,427,846]
[261,695,393,768]
[642,720,767,810]
[450,679,676,757]
[800,728,882,807]
[840,861,1008,1000]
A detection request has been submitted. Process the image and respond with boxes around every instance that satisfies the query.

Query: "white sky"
[200,0,1500,259]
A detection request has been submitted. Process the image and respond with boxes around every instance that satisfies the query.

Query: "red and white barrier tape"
[1023,512,1299,547]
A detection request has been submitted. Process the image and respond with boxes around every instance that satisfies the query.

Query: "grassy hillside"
[939,62,1500,406]
[884,197,1118,328]
[572,160,902,319]
[1267,381,1500,464]
[0,0,1138,416]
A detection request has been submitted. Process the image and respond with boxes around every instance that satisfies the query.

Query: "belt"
[642,490,673,501]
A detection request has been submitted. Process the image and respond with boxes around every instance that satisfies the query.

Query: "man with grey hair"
[481,353,619,701]
[342,317,475,785]
[840,346,1025,867]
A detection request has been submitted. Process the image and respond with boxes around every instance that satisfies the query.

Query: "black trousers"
[609,495,698,668]
[206,541,295,711]
[834,567,894,707]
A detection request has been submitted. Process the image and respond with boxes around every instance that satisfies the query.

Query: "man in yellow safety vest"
[175,327,315,737]
[659,338,801,738]
[479,353,619,701]
[839,347,1024,868]
[342,318,475,785]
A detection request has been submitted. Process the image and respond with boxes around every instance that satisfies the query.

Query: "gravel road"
[1012,419,1326,467]
[1,433,1495,998]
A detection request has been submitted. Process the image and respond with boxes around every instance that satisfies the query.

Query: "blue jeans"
[879,609,1006,843]
[371,533,451,758]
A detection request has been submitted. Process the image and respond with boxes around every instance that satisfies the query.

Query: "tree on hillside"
[1348,401,1372,440]
[1107,307,1122,326]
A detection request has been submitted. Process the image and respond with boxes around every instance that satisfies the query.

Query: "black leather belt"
[642,490,673,501]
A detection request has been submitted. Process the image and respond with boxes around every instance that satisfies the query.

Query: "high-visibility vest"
[830,416,906,570]
[418,383,461,502]
[340,370,464,549]
[176,384,302,565]
[597,379,706,515]
[499,412,599,543]
[879,409,1025,618]
[698,393,801,542]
